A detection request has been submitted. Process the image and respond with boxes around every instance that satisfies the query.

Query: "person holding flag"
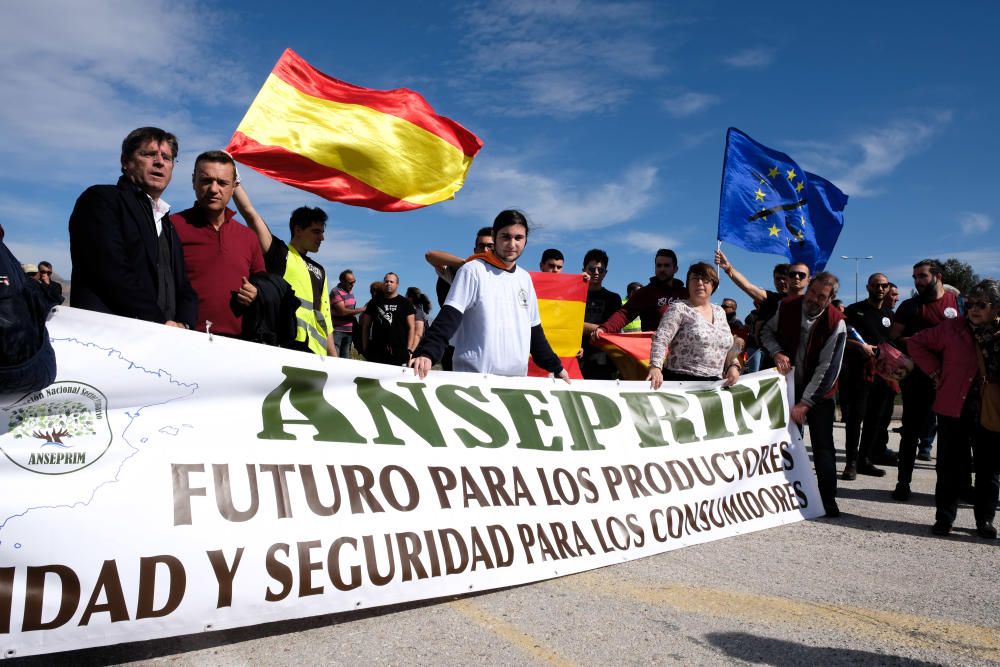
[409,210,568,380]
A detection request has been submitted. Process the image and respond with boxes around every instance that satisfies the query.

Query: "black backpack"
[0,234,57,394]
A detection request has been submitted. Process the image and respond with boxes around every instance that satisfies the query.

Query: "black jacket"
[68,176,198,328]
[242,272,299,347]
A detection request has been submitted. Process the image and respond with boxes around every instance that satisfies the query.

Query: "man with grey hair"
[69,126,197,328]
[762,271,847,517]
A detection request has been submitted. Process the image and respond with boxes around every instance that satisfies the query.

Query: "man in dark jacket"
[68,127,197,329]
[592,248,687,337]
[761,272,847,517]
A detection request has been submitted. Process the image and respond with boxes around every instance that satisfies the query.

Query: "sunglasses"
[586,266,607,275]
[475,243,494,252]
[967,300,993,310]
[788,271,808,280]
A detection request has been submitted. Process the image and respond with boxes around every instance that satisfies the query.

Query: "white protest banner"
[0,307,821,658]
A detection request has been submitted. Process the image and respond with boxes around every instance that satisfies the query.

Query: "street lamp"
[841,255,873,304]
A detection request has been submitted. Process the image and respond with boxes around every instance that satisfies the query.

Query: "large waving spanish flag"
[527,272,588,379]
[226,49,483,211]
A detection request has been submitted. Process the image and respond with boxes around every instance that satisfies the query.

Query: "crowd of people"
[10,125,997,540]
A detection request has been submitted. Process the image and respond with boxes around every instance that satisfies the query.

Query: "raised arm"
[233,184,272,254]
[425,250,466,270]
[715,249,767,304]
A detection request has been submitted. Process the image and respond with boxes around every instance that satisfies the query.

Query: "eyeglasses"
[586,266,607,275]
[688,275,712,284]
[788,271,808,280]
[38,270,52,276]
[871,283,889,289]
[968,300,993,310]
[475,243,494,252]
[345,280,356,286]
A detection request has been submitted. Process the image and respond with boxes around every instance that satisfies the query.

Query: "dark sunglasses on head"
[788,271,808,279]
[967,300,992,310]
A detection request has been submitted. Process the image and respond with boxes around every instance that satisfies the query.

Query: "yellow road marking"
[448,598,577,667]
[563,572,1000,661]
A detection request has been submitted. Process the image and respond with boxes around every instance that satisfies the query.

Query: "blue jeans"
[334,332,353,359]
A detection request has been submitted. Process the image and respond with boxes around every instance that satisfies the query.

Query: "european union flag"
[717,128,847,272]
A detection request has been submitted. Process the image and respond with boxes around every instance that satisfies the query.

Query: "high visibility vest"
[284,246,331,356]
[622,297,641,332]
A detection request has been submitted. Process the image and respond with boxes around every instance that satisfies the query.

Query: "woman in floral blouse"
[647,262,742,388]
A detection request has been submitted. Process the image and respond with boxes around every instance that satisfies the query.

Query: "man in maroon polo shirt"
[170,151,264,337]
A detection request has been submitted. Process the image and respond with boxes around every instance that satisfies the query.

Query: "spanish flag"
[527,272,587,379]
[226,49,483,211]
[594,332,654,381]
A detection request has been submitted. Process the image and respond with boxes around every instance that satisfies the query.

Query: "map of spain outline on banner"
[0,308,822,658]
[226,48,483,211]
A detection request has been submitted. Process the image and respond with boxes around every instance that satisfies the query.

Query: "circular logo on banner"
[944,307,958,319]
[0,382,112,475]
[881,316,892,328]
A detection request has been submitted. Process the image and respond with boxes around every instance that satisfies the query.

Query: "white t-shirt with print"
[444,259,540,376]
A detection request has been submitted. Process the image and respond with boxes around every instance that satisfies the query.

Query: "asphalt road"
[12,417,999,666]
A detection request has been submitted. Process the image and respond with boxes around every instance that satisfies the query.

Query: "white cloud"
[662,91,719,118]
[623,231,680,252]
[788,113,952,197]
[958,212,992,236]
[0,2,249,184]
[459,0,667,117]
[722,48,775,69]
[442,154,658,233]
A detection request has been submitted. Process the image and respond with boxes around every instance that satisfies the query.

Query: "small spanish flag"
[594,332,654,381]
[226,49,483,211]
[527,272,587,379]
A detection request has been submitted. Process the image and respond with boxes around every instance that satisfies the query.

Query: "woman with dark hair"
[908,278,1000,539]
[647,261,741,388]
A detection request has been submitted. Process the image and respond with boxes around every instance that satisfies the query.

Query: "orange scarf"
[465,251,515,272]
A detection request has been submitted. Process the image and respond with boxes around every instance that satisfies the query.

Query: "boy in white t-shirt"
[409,210,569,380]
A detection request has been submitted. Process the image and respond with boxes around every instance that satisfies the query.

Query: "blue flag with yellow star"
[717,128,847,271]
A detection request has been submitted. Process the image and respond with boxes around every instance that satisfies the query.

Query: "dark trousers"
[803,397,837,507]
[844,374,895,466]
[843,366,870,465]
[897,370,936,484]
[936,413,1000,526]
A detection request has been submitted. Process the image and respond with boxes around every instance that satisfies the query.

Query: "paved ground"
[13,417,999,666]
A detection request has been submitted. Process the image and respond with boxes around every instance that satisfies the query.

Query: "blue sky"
[2,0,998,313]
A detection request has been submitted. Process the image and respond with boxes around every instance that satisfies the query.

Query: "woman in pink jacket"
[908,279,1000,539]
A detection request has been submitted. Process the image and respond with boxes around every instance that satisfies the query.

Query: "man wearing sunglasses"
[715,250,810,370]
[592,248,687,339]
[32,261,64,305]
[841,273,895,480]
[581,249,621,379]
[888,259,962,501]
